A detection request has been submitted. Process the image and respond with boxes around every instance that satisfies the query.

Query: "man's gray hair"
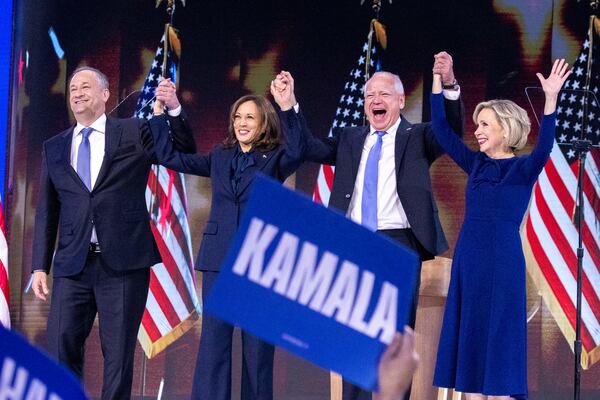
[365,71,405,94]
[69,66,109,90]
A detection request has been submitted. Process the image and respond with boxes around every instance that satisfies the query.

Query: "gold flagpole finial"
[155,0,186,15]
[360,0,392,13]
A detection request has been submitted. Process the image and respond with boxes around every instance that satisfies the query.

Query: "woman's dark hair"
[223,95,282,151]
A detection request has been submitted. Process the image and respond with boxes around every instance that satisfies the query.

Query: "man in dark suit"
[30,67,195,400]
[273,52,463,400]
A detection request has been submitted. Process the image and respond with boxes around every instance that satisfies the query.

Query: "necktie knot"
[81,127,93,140]
[375,130,387,138]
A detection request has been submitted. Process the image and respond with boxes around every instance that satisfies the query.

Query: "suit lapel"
[394,116,413,173]
[351,127,369,180]
[93,117,122,191]
[60,127,90,192]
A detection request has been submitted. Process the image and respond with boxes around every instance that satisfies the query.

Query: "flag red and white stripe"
[138,166,200,357]
[525,144,600,368]
[0,195,9,328]
[313,132,335,205]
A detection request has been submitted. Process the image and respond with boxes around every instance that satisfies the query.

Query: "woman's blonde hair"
[473,99,531,151]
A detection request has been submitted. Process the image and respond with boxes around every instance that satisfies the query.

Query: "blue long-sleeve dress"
[430,93,555,399]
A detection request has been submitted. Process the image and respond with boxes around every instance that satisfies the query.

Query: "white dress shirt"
[347,117,410,229]
[71,114,107,191]
[71,114,107,243]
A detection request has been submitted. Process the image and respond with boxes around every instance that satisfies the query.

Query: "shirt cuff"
[167,105,182,117]
[293,103,300,113]
[442,86,461,101]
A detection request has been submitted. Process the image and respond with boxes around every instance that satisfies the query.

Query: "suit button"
[345,194,351,199]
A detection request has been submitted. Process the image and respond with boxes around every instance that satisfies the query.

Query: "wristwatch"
[443,79,459,90]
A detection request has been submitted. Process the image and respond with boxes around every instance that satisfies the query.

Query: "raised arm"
[536,59,571,116]
[149,98,211,176]
[430,72,476,173]
[270,71,305,177]
[155,77,197,153]
[523,59,571,179]
[426,51,465,163]
[271,71,338,165]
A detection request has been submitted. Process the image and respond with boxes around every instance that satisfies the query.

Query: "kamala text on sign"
[232,217,398,344]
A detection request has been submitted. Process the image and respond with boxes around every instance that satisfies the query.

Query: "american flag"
[524,37,600,368]
[0,196,8,328]
[135,33,201,358]
[312,40,381,205]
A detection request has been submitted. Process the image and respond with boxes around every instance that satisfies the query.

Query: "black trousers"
[47,251,150,400]
[342,228,424,400]
[191,271,275,400]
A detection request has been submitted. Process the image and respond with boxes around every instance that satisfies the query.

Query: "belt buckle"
[89,243,101,253]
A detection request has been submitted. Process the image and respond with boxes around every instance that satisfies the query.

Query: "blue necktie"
[77,127,93,190]
[361,131,386,231]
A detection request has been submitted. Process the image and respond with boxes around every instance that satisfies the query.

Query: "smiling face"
[69,69,109,126]
[233,100,263,152]
[474,107,509,157]
[364,73,405,132]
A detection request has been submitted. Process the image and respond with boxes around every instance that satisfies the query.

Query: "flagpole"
[150,0,178,240]
[573,2,600,399]
[364,0,381,80]
[143,2,178,398]
[363,0,383,126]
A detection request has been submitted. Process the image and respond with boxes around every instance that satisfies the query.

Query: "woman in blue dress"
[150,76,304,400]
[430,58,571,400]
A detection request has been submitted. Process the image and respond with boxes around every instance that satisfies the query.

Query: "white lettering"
[259,232,299,294]
[321,261,358,324]
[231,222,401,343]
[24,380,46,400]
[232,217,278,282]
[366,282,398,343]
[347,270,375,332]
[0,358,27,400]
[286,242,338,312]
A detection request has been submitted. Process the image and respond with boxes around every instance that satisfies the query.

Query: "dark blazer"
[32,113,196,277]
[303,98,463,259]
[148,109,304,272]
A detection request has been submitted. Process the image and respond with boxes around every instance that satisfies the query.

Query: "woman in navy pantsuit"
[430,58,570,400]
[150,77,304,400]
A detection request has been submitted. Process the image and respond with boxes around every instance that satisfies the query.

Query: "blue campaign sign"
[205,175,419,390]
[0,326,88,399]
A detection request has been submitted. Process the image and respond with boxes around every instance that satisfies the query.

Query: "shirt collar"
[74,114,107,136]
[369,114,401,137]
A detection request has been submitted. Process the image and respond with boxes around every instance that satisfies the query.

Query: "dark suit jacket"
[303,98,463,260]
[32,112,196,277]
[148,109,304,272]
